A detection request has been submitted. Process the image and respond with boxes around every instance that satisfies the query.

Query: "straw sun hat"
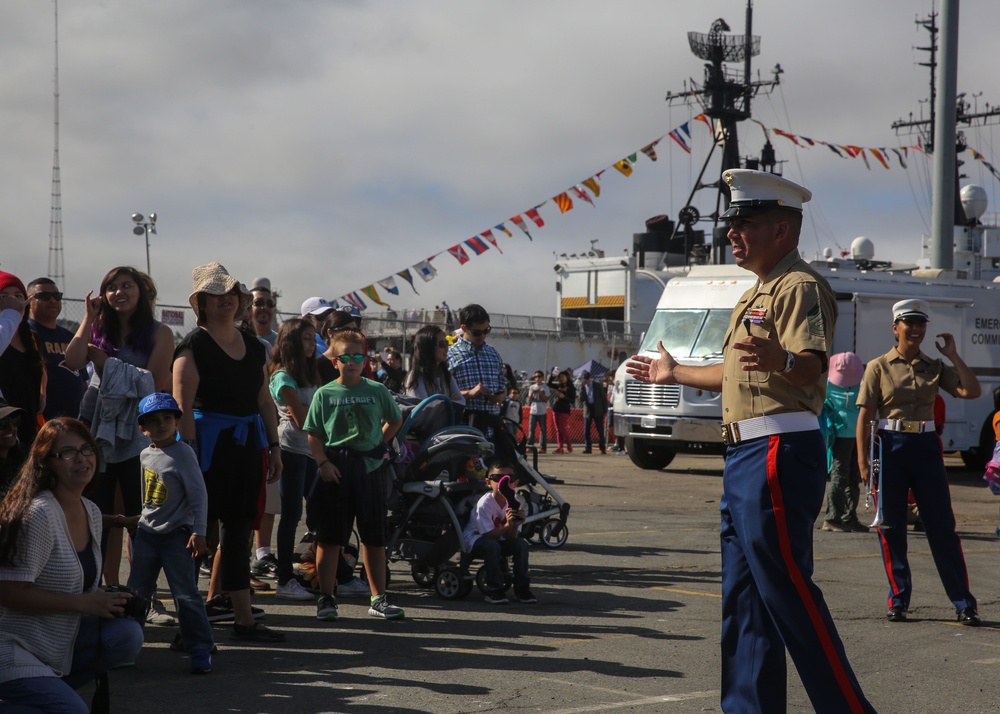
[188,262,252,316]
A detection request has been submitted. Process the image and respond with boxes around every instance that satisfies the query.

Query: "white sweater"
[0,491,102,681]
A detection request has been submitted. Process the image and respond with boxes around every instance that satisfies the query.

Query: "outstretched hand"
[624,341,677,385]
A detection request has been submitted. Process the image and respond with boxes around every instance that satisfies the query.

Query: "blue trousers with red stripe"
[721,430,874,714]
[874,430,975,613]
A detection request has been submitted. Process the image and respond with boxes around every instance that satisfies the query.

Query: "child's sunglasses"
[336,353,366,364]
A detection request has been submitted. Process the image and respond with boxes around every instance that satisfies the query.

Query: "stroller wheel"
[541,520,569,549]
[475,562,513,595]
[411,565,436,588]
[435,567,472,600]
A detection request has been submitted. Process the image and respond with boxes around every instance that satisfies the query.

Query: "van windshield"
[639,309,732,358]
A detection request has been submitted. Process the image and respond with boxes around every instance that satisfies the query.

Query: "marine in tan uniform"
[856,299,981,625]
[626,169,874,714]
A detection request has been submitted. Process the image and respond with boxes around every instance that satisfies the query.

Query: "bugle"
[864,420,889,530]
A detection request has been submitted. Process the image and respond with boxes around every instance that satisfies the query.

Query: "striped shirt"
[447,337,505,414]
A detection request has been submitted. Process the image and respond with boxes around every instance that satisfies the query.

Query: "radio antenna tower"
[48,0,65,285]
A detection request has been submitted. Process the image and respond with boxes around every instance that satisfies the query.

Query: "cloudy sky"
[2,0,998,317]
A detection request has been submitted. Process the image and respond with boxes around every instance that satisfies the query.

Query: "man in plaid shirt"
[447,304,508,443]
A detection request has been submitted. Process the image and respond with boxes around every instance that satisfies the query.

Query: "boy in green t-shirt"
[304,329,403,621]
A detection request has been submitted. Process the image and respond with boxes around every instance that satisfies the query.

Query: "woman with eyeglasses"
[405,325,465,407]
[173,262,284,643]
[64,266,174,584]
[0,418,143,712]
[0,271,45,449]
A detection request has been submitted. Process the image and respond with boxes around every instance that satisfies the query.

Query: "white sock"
[256,547,272,560]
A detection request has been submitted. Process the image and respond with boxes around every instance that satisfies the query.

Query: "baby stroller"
[386,395,496,599]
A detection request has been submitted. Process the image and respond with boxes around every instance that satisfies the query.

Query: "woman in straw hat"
[173,262,285,643]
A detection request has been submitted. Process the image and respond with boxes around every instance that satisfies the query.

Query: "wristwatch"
[775,350,796,375]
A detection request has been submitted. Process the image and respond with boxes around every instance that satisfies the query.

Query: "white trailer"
[612,260,1000,470]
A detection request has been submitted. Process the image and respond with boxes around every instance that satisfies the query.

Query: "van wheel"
[625,437,676,470]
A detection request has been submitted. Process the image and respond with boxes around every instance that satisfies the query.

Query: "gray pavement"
[103,452,999,713]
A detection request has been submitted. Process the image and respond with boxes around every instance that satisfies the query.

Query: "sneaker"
[146,598,177,626]
[276,579,313,601]
[845,520,870,533]
[189,647,212,674]
[821,520,848,532]
[514,588,537,604]
[205,594,265,622]
[205,594,235,622]
[198,560,213,578]
[250,553,279,578]
[231,622,284,643]
[316,594,339,621]
[337,577,372,598]
[538,448,546,454]
[484,590,508,605]
[368,594,405,619]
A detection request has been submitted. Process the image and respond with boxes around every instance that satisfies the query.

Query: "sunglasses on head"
[335,353,366,364]
[253,298,276,308]
[31,292,63,302]
[0,414,22,429]
[468,327,491,337]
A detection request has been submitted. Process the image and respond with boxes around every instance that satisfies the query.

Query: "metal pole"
[930,0,959,270]
[145,225,151,276]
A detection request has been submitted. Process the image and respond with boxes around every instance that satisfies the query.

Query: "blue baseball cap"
[137,393,183,423]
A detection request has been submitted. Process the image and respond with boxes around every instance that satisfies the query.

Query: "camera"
[105,584,151,620]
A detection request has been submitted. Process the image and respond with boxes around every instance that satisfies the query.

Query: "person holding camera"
[127,393,215,673]
[0,418,144,712]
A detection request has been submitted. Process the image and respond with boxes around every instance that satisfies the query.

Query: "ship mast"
[664,0,781,264]
[892,2,1000,270]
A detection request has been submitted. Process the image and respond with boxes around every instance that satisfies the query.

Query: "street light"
[131,212,157,275]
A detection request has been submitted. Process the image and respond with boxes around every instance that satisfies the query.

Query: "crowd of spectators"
[0,264,618,707]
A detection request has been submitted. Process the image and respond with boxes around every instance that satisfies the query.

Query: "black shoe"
[250,553,278,578]
[514,588,537,604]
[958,607,981,626]
[581,449,592,454]
[886,606,907,622]
[912,518,924,532]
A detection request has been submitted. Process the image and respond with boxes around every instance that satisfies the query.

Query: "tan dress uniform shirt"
[721,249,836,423]
[856,348,960,420]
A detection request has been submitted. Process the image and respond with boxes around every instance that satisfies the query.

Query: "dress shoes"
[886,606,907,622]
[958,607,981,626]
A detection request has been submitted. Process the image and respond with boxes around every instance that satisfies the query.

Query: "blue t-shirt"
[28,319,86,420]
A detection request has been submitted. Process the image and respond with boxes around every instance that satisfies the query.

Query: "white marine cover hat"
[720,169,812,219]
[892,299,929,322]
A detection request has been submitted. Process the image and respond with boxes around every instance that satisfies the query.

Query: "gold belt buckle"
[902,420,922,433]
[721,422,741,445]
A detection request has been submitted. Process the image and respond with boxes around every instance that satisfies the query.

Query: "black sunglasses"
[31,292,63,302]
[253,299,276,308]
[0,414,22,429]
[468,327,491,337]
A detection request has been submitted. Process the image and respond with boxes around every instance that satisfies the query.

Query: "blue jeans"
[127,527,214,653]
[469,536,530,592]
[527,413,547,449]
[0,616,143,712]
[277,450,318,585]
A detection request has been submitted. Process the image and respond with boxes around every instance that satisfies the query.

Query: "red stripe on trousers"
[877,528,901,608]
[765,436,865,714]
